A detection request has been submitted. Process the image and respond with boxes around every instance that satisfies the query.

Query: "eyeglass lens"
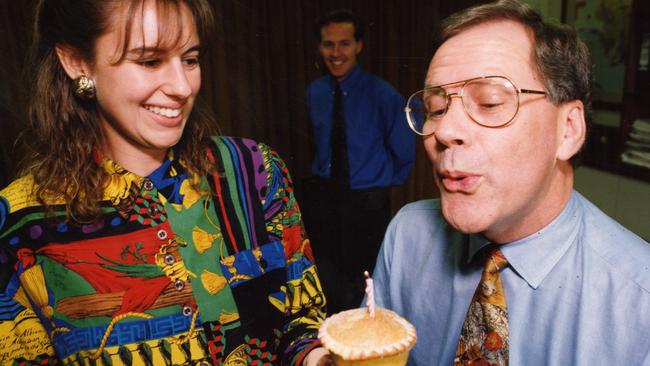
[406,77,519,135]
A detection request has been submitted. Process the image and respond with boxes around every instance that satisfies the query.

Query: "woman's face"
[89,0,201,167]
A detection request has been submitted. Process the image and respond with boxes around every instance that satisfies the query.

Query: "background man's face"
[319,22,363,81]
[424,20,568,243]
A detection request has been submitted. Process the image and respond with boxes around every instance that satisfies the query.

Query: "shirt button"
[143,179,154,191]
[164,254,175,265]
[182,305,193,317]
[157,229,168,240]
[149,206,158,216]
[174,279,185,291]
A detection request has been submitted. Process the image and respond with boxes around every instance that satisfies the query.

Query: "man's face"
[319,22,363,81]
[424,20,571,243]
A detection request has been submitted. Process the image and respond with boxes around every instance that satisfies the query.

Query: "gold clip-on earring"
[72,75,96,100]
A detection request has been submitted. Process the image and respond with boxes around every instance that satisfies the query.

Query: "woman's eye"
[184,57,200,67]
[138,59,161,68]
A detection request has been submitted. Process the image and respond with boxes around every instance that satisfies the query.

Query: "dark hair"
[440,0,592,167]
[315,9,365,42]
[23,0,217,222]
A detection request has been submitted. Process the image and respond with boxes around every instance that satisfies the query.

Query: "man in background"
[372,0,650,365]
[302,9,415,313]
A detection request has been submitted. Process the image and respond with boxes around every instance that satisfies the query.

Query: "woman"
[0,0,331,364]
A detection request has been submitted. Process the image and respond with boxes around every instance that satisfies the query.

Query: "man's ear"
[55,44,89,79]
[355,39,364,55]
[556,100,586,162]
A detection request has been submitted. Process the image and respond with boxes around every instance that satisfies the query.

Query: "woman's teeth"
[145,105,181,118]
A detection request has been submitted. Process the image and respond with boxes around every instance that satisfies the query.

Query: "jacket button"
[164,254,175,265]
[157,229,168,240]
[182,305,193,317]
[143,179,154,191]
[174,279,185,291]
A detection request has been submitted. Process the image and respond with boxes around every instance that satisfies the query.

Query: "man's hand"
[303,346,335,366]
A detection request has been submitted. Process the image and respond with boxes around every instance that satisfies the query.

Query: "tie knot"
[484,249,508,273]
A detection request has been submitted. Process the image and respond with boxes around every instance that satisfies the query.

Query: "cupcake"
[318,307,417,366]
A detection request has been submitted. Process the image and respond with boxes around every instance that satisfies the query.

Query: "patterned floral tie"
[455,248,509,366]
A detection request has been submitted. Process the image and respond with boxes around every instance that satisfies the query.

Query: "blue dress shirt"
[305,66,415,189]
[373,191,650,365]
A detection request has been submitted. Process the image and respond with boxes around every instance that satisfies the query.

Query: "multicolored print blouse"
[0,137,326,365]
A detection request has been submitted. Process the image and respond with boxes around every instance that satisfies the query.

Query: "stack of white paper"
[621,118,650,170]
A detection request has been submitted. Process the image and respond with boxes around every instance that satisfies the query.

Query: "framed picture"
[563,0,633,107]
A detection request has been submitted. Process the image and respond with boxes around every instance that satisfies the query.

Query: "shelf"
[583,123,650,183]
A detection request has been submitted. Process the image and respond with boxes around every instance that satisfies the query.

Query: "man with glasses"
[371,1,650,365]
[302,9,415,313]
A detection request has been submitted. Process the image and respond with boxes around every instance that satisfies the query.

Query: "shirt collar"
[467,191,582,289]
[97,154,144,206]
[328,65,362,91]
[468,234,492,262]
[97,148,188,204]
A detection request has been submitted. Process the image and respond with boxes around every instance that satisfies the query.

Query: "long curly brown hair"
[22,0,218,222]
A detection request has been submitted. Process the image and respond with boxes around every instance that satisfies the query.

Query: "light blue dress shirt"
[305,66,415,189]
[373,191,650,365]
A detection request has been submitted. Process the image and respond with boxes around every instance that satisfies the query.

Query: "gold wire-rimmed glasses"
[404,75,547,136]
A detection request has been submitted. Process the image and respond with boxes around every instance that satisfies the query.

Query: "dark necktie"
[455,248,509,365]
[330,83,349,186]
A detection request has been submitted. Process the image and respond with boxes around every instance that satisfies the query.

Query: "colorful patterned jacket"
[0,136,326,365]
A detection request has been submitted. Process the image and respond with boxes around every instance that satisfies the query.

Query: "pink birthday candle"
[364,271,375,317]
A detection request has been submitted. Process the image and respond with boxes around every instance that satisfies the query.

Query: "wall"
[521,0,563,21]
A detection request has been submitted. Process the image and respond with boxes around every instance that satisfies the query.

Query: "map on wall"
[566,0,632,105]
